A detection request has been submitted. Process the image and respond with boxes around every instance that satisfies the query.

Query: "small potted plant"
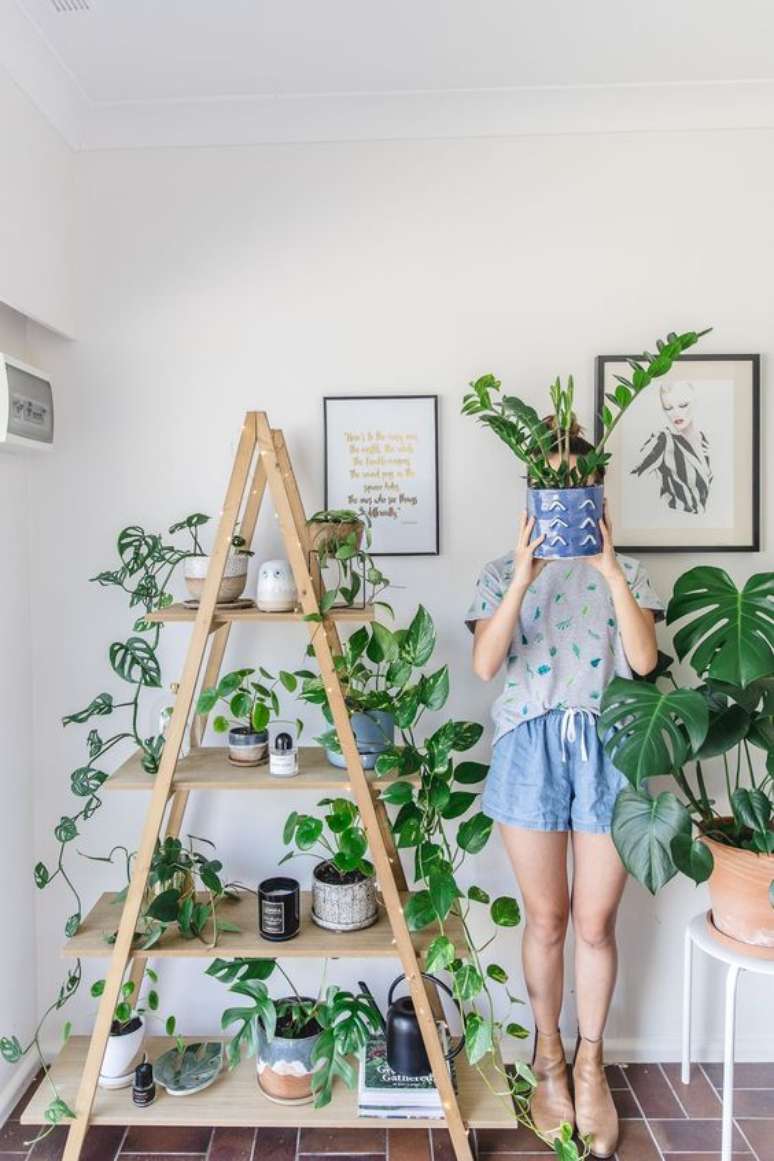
[281,798,378,931]
[306,509,390,611]
[600,565,774,948]
[306,508,365,553]
[209,958,381,1106]
[176,513,254,604]
[196,666,294,765]
[91,969,161,1089]
[462,327,709,558]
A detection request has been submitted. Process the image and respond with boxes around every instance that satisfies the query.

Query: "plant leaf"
[599,677,709,785]
[611,787,691,894]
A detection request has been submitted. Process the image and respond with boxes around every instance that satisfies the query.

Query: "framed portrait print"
[323,394,439,555]
[595,354,760,552]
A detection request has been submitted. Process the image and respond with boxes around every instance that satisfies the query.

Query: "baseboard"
[0,1056,40,1124]
[501,1034,774,1064]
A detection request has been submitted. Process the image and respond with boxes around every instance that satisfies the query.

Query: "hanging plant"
[0,515,203,1132]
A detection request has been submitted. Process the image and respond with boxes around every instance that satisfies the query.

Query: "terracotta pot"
[701,831,774,948]
[184,553,248,604]
[306,519,364,555]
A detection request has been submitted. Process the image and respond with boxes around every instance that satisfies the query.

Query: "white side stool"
[682,911,774,1161]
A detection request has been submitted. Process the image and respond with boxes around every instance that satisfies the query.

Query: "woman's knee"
[573,906,618,950]
[525,907,569,948]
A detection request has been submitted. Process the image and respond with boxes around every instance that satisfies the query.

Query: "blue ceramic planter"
[326,710,395,770]
[526,484,604,559]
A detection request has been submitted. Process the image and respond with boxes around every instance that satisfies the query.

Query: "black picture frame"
[594,353,761,553]
[323,394,440,557]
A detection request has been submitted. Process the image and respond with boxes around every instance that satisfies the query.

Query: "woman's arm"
[472,513,545,682]
[589,514,658,676]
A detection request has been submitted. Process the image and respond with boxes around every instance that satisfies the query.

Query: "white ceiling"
[5,0,774,149]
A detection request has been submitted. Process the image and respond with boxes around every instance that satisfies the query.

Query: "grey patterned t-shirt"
[466,553,664,744]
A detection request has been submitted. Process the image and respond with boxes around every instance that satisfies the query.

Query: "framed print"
[323,394,439,556]
[595,354,760,552]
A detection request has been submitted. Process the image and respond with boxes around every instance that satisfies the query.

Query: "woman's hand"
[587,507,623,584]
[511,512,546,592]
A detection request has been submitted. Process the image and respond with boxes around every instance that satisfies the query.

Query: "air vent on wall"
[50,0,90,11]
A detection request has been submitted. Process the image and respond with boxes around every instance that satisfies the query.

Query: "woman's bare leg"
[498,826,570,1032]
[570,831,628,1040]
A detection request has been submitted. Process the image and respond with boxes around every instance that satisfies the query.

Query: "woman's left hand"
[588,507,623,584]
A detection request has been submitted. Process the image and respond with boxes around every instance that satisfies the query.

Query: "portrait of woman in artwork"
[629,380,713,515]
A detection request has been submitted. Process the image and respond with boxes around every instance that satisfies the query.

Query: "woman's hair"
[540,412,605,478]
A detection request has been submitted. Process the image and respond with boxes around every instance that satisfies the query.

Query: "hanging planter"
[306,509,365,554]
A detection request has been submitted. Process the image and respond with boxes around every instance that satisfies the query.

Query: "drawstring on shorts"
[559,708,595,762]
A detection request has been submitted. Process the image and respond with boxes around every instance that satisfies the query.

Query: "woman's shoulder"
[479,549,514,581]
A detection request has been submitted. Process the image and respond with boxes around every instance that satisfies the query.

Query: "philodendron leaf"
[670,834,714,885]
[490,896,521,927]
[401,605,436,667]
[487,963,508,984]
[425,935,456,973]
[453,964,483,1002]
[731,788,772,835]
[404,890,435,931]
[428,869,457,921]
[599,677,708,785]
[457,812,493,854]
[464,1011,493,1065]
[667,566,774,688]
[611,786,691,894]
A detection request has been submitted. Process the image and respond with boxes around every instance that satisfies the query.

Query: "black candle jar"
[258,876,300,941]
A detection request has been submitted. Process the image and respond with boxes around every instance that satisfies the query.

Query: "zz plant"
[599,565,774,894]
[462,328,709,487]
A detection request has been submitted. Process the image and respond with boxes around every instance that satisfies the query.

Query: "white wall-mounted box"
[0,353,53,450]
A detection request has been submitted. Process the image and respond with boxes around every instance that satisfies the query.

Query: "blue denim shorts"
[482,709,626,834]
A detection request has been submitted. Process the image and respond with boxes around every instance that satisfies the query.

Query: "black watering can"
[359,973,465,1077]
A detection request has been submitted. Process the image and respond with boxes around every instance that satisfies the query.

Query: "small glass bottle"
[132,1059,156,1107]
[269,723,299,778]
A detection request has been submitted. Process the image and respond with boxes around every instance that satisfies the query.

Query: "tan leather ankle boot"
[530,1030,574,1144]
[573,1036,618,1158]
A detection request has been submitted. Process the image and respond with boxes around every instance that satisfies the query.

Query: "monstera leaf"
[599,678,709,786]
[611,787,691,893]
[667,567,774,688]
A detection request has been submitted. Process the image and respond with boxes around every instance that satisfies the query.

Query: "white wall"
[26,129,773,1061]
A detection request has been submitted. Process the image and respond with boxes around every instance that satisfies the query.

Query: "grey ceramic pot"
[526,484,604,559]
[325,710,394,770]
[256,1001,321,1105]
[312,861,378,932]
[227,726,268,766]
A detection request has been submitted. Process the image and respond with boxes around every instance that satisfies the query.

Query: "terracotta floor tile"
[649,1118,749,1153]
[605,1065,628,1090]
[662,1155,750,1160]
[81,1124,125,1161]
[0,1119,33,1151]
[27,1125,67,1160]
[612,1087,640,1118]
[736,1119,774,1161]
[704,1061,774,1089]
[122,1125,213,1153]
[662,1063,721,1118]
[625,1063,685,1118]
[209,1126,256,1161]
[298,1127,385,1154]
[118,1155,207,1161]
[615,1119,661,1161]
[475,1127,552,1154]
[253,1126,297,1161]
[386,1129,430,1161]
[732,1088,774,1116]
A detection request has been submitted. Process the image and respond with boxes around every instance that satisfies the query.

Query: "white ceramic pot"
[184,554,248,604]
[256,559,297,612]
[98,1017,145,1089]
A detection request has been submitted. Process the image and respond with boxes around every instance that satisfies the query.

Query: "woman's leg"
[570,831,628,1039]
[498,826,570,1032]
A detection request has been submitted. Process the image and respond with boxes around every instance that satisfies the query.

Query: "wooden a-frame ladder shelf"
[22,412,514,1161]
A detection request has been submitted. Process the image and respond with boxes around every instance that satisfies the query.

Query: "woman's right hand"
[511,512,546,592]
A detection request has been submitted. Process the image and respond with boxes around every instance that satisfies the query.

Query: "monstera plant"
[600,566,774,924]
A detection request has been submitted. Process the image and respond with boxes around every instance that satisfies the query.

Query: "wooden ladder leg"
[61,415,259,1161]
[256,415,474,1161]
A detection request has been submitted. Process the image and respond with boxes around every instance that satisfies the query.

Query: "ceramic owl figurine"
[256,559,297,611]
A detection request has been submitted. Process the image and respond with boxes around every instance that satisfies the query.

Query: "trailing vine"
[0,514,206,1131]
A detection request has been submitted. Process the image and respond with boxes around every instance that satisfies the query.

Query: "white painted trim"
[500,1034,774,1065]
[0,1054,39,1125]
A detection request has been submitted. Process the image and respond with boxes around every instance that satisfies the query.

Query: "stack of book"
[357,1029,457,1120]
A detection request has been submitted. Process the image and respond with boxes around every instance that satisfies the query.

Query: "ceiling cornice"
[5,0,774,152]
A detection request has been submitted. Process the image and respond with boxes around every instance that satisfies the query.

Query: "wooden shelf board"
[63,891,458,960]
[105,746,406,793]
[21,1037,516,1130]
[146,603,375,624]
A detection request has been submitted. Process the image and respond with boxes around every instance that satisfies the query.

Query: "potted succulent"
[208,957,381,1106]
[297,612,446,769]
[599,565,774,948]
[281,798,378,931]
[91,969,161,1089]
[176,513,254,604]
[196,666,295,765]
[306,509,390,611]
[461,327,710,558]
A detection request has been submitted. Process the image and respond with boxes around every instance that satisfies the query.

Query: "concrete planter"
[312,861,378,932]
[184,553,248,604]
[325,710,395,770]
[526,484,604,559]
[256,1003,321,1105]
[98,1017,145,1089]
[227,726,268,766]
[702,830,774,949]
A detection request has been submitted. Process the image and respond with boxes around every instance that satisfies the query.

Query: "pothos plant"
[306,509,391,614]
[371,606,585,1159]
[206,957,382,1107]
[599,565,774,895]
[0,514,203,1131]
[461,327,710,488]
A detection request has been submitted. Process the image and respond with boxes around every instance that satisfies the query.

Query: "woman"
[466,418,662,1158]
[631,380,713,515]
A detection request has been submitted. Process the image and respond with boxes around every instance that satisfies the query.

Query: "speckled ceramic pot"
[312,862,378,932]
[184,553,248,603]
[227,726,268,766]
[527,484,604,559]
[256,1002,321,1104]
